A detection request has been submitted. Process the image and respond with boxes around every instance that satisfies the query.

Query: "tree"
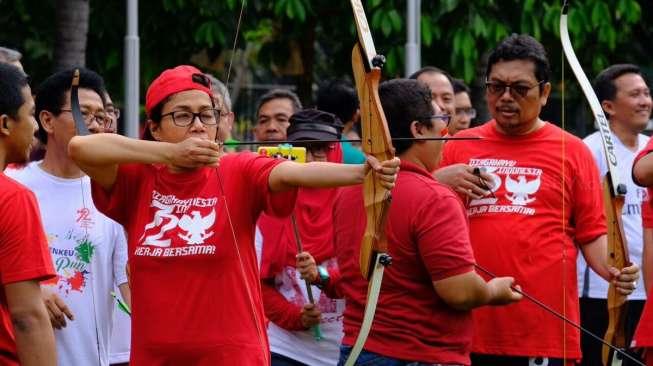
[53,0,90,71]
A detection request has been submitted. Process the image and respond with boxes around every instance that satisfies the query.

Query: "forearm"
[433,270,495,311]
[13,311,57,366]
[261,279,305,330]
[643,228,653,293]
[581,234,612,281]
[118,282,131,309]
[69,134,174,168]
[6,281,56,366]
[633,153,653,186]
[269,161,365,192]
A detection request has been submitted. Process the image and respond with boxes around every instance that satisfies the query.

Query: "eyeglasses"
[106,106,121,120]
[419,114,451,126]
[485,80,545,98]
[60,109,112,129]
[161,109,220,127]
[455,107,477,118]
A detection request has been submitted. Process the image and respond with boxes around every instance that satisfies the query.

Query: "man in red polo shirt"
[301,78,523,366]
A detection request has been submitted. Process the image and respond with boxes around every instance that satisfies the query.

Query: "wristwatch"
[316,266,330,289]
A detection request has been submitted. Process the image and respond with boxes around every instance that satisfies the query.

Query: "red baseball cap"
[145,65,212,116]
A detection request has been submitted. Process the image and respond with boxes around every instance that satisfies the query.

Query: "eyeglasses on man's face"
[485,80,545,98]
[161,108,221,127]
[419,114,451,126]
[60,109,112,129]
[455,107,477,118]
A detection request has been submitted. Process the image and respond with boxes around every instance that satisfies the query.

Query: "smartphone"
[257,144,306,163]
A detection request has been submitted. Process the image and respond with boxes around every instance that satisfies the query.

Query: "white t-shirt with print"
[577,132,649,300]
[7,162,129,366]
[255,231,344,366]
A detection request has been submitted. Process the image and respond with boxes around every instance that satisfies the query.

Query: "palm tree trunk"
[54,0,89,71]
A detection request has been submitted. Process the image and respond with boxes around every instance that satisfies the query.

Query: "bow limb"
[345,1,395,365]
[71,69,90,136]
[560,3,630,365]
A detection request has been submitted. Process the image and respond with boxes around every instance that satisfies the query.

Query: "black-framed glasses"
[485,80,546,98]
[161,108,220,127]
[418,114,451,126]
[60,109,112,128]
[455,107,477,118]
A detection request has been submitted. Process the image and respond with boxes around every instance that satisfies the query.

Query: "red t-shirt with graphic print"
[335,161,476,365]
[0,174,55,366]
[632,141,653,348]
[91,153,297,366]
[440,120,606,359]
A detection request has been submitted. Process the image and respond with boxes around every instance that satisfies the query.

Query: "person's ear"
[409,120,423,138]
[39,110,56,135]
[148,120,161,141]
[601,100,615,118]
[0,115,10,136]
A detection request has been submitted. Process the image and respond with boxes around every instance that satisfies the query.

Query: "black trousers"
[579,297,645,366]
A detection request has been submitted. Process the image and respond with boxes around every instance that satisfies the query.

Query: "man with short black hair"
[451,78,476,135]
[409,66,456,119]
[441,34,639,366]
[7,68,129,366]
[578,63,651,366]
[0,62,57,366]
[307,78,521,365]
[254,89,302,142]
[316,79,366,164]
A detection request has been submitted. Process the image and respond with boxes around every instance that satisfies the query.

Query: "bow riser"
[602,177,630,365]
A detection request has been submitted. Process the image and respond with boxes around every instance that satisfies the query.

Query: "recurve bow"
[560,3,630,365]
[344,1,395,365]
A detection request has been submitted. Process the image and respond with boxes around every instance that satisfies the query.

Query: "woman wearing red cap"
[68,65,399,366]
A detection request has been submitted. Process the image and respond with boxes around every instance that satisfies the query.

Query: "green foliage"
[1,0,650,115]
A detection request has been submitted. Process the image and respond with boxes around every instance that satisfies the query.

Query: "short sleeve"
[643,193,653,228]
[91,163,144,226]
[571,142,607,244]
[239,153,298,218]
[633,138,653,186]
[415,191,475,281]
[111,222,129,286]
[0,189,55,285]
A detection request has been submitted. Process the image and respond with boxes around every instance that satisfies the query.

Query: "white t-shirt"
[109,285,130,364]
[254,230,343,366]
[7,162,129,366]
[267,258,344,366]
[578,132,649,300]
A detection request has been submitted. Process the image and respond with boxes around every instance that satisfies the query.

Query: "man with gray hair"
[0,46,23,71]
[204,73,237,147]
[254,89,302,142]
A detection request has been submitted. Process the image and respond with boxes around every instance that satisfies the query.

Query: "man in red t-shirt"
[68,65,400,366]
[301,79,523,366]
[0,63,57,365]
[439,34,639,365]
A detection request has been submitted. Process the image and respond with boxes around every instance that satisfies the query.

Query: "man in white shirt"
[577,63,652,366]
[6,68,130,366]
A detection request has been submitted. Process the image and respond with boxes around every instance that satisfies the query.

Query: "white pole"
[124,0,140,138]
[405,0,421,77]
